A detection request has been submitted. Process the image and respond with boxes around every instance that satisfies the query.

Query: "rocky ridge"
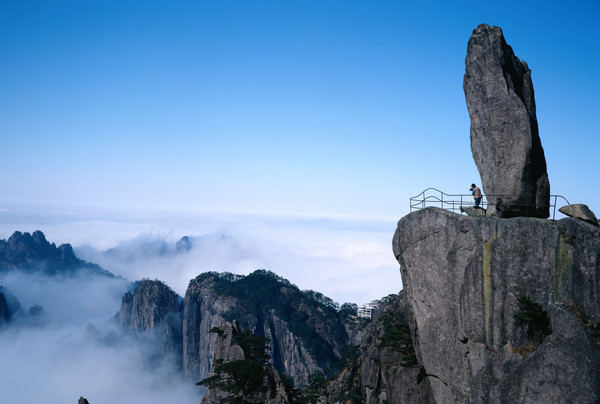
[0,230,113,277]
[117,270,363,389]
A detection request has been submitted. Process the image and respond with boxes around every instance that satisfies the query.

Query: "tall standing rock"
[464,24,550,218]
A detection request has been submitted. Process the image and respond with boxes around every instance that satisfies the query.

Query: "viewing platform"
[410,188,571,221]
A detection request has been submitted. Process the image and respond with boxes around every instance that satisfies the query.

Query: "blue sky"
[1,1,599,303]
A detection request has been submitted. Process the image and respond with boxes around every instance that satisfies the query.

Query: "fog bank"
[0,271,201,404]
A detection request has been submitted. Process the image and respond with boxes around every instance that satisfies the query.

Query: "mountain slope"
[183,270,356,387]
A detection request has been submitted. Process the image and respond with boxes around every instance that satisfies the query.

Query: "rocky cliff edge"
[393,207,600,403]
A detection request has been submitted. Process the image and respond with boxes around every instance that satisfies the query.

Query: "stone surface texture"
[116,279,182,354]
[201,321,290,404]
[182,274,239,382]
[118,271,359,389]
[323,293,435,404]
[460,206,486,217]
[393,207,600,403]
[464,24,550,218]
[559,203,599,226]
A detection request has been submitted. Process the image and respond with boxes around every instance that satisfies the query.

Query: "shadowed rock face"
[0,230,114,277]
[464,24,550,218]
[0,293,10,326]
[322,293,435,404]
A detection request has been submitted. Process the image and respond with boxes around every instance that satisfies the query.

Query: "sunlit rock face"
[393,207,600,403]
[463,24,550,218]
[182,271,352,387]
[559,203,599,226]
[117,279,183,355]
[182,274,238,383]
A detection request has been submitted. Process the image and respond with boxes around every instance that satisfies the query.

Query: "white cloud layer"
[0,272,201,404]
[0,204,403,304]
[0,204,402,403]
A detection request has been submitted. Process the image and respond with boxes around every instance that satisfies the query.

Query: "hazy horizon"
[0,204,401,306]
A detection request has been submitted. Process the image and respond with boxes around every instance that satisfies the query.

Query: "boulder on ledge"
[559,204,598,226]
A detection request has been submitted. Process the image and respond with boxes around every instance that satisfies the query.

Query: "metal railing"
[409,188,571,221]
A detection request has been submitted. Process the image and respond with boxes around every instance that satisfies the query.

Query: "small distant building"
[357,300,379,319]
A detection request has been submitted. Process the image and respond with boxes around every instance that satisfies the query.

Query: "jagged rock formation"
[200,321,291,404]
[464,24,550,218]
[0,231,113,277]
[559,203,598,226]
[116,270,358,390]
[393,207,600,403]
[116,279,183,355]
[183,270,353,387]
[322,293,434,404]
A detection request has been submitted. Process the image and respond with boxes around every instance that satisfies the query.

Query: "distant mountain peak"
[0,230,114,278]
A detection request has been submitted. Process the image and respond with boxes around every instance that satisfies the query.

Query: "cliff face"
[393,207,600,403]
[183,270,352,387]
[117,279,183,355]
[323,293,434,404]
[183,273,239,381]
[200,321,291,404]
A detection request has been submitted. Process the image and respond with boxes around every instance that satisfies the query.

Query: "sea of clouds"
[0,204,402,403]
[0,271,201,404]
[0,204,402,304]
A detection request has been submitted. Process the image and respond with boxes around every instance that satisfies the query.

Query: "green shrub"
[197,329,272,403]
[513,295,551,345]
[378,316,417,367]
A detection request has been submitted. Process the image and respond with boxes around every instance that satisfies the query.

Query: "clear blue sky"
[1,0,598,219]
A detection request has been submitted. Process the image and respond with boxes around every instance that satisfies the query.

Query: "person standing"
[470,183,482,209]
